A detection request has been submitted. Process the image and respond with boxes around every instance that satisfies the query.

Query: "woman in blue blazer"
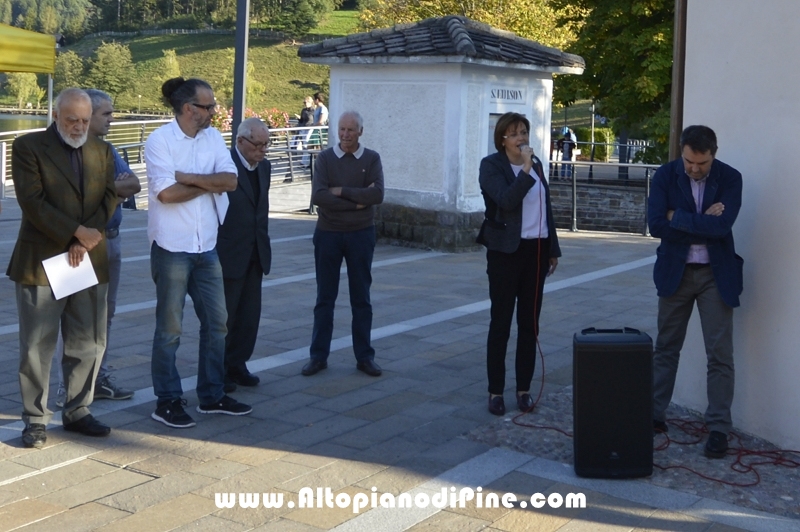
[478,112,561,416]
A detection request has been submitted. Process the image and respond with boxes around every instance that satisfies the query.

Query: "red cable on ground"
[653,420,800,487]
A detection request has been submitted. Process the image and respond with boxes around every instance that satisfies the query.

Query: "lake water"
[0,113,47,134]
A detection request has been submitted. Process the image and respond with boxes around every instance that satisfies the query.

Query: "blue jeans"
[150,242,228,405]
[560,156,573,178]
[310,227,376,362]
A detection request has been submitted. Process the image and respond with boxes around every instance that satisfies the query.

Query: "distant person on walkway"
[301,111,384,378]
[312,92,329,127]
[649,125,743,459]
[307,92,329,156]
[53,88,140,408]
[217,118,272,390]
[477,112,561,417]
[557,127,576,180]
[293,95,316,169]
[8,88,117,448]
[297,95,315,127]
[145,77,252,428]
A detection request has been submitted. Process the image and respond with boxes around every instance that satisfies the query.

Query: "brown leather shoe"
[301,359,328,376]
[356,359,382,377]
[517,393,534,412]
[488,395,505,416]
[704,430,729,459]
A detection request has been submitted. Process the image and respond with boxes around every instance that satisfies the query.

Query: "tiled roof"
[298,16,584,72]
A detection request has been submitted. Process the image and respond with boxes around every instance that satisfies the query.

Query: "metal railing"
[1,121,328,205]
[548,159,660,236]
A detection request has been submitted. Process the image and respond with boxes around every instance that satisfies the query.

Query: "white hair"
[54,88,91,112]
[339,111,363,130]
[237,117,269,139]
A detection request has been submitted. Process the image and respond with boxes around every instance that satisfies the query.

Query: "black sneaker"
[704,430,729,459]
[196,395,252,416]
[151,399,196,428]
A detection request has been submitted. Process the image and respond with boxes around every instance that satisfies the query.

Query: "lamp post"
[137,95,141,114]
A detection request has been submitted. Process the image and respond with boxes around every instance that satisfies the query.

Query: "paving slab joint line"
[0,454,93,488]
[87,457,162,479]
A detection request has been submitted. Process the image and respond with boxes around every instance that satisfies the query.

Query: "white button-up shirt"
[511,162,550,240]
[145,120,237,253]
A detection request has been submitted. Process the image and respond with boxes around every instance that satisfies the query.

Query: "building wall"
[328,63,553,215]
[676,0,800,448]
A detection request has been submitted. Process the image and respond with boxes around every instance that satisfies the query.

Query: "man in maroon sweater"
[301,111,385,377]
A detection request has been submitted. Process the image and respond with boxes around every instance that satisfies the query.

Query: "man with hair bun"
[145,77,252,428]
[8,87,117,448]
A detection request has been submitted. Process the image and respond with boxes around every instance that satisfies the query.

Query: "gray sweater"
[312,145,385,232]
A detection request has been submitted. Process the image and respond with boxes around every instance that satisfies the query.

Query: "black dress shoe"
[223,381,237,393]
[22,423,47,449]
[704,430,729,459]
[356,359,382,377]
[517,393,534,412]
[488,395,505,416]
[63,414,111,437]
[653,420,668,434]
[228,370,260,387]
[302,359,328,376]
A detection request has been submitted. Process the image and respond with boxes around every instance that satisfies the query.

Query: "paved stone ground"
[0,197,798,532]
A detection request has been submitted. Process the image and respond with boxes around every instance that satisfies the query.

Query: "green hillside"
[64,34,328,116]
[48,10,363,116]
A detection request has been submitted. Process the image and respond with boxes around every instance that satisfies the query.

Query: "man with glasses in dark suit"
[217,118,272,390]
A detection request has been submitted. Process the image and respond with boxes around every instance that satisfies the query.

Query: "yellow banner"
[0,23,56,74]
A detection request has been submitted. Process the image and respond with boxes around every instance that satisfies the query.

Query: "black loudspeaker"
[573,327,653,478]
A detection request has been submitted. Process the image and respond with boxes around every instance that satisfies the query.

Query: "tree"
[358,0,582,50]
[0,0,12,24]
[54,50,85,92]
[5,72,41,108]
[85,42,135,100]
[38,2,59,34]
[159,49,181,81]
[553,0,674,162]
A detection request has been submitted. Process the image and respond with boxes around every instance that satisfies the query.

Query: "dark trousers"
[486,238,550,395]
[310,226,376,362]
[652,265,735,434]
[223,255,264,374]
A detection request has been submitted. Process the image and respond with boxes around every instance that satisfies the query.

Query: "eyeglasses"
[503,130,529,139]
[191,102,217,112]
[241,136,271,150]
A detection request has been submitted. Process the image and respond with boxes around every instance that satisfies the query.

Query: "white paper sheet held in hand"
[42,252,99,300]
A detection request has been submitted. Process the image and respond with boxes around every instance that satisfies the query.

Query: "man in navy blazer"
[216,118,272,389]
[648,125,743,459]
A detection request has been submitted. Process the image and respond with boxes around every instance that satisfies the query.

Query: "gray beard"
[56,124,88,149]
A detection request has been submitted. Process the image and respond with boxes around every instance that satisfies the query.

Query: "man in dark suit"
[8,88,117,448]
[648,125,743,459]
[217,118,272,389]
